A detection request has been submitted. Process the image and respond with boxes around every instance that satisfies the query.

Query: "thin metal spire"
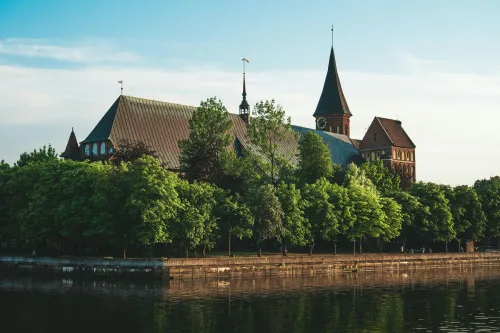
[331,25,333,48]
[118,80,123,95]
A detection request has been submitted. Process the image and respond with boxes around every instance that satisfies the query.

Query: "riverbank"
[2,253,500,280]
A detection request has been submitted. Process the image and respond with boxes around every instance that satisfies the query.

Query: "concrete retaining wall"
[2,253,500,280]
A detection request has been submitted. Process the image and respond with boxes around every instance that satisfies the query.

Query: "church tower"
[239,58,250,124]
[314,42,352,137]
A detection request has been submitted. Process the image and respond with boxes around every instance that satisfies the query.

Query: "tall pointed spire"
[314,42,351,117]
[239,58,250,123]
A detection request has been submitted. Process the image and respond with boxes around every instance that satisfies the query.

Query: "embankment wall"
[1,253,500,280]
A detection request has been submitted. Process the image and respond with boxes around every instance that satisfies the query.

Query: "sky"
[1,0,500,186]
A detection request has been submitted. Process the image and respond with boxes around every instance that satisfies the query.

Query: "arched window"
[100,142,106,155]
[397,151,401,159]
[92,143,98,156]
[84,144,90,157]
[371,152,375,160]
[393,150,396,160]
[376,151,381,159]
[406,152,410,160]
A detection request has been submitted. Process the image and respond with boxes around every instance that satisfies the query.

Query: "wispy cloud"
[0,38,139,64]
[1,52,499,186]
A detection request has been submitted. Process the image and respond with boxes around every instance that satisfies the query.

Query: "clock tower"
[314,45,352,137]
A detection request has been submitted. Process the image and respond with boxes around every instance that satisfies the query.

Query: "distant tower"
[239,58,250,123]
[314,27,352,137]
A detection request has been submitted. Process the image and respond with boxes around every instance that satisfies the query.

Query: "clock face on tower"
[316,117,327,130]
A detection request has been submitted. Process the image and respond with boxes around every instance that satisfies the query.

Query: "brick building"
[62,44,416,186]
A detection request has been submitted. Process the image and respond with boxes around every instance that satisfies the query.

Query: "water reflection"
[2,266,500,332]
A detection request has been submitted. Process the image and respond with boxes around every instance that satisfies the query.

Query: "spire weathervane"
[242,57,249,74]
[118,80,123,95]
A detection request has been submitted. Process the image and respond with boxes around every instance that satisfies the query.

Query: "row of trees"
[1,97,500,257]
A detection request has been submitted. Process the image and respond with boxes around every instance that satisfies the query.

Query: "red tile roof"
[376,117,415,148]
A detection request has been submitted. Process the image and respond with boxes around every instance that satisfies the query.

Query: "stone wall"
[2,253,500,280]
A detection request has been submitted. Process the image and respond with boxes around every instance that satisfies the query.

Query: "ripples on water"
[2,267,500,332]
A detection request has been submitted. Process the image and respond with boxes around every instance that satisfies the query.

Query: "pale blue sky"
[1,0,500,185]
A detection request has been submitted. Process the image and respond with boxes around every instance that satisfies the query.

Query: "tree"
[247,184,284,256]
[452,185,486,248]
[111,139,157,165]
[297,131,333,185]
[276,182,309,255]
[474,176,500,245]
[247,99,299,185]
[343,164,386,253]
[123,155,180,257]
[178,97,233,184]
[360,160,400,194]
[0,162,12,242]
[174,180,219,258]
[379,197,403,248]
[302,178,351,255]
[388,190,425,250]
[16,144,58,167]
[411,182,455,248]
[216,192,254,256]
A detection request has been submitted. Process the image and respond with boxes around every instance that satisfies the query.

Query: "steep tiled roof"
[376,117,415,148]
[314,47,351,117]
[82,95,360,169]
[61,129,81,160]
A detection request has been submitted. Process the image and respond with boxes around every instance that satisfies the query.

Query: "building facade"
[62,43,416,186]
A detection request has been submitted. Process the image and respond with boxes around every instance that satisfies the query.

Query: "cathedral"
[62,43,416,186]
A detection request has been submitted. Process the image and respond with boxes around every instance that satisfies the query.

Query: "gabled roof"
[376,117,416,148]
[314,47,352,117]
[81,95,360,169]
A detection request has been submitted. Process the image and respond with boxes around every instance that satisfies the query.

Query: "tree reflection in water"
[1,266,499,332]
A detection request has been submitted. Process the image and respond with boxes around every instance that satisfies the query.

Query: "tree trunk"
[258,247,262,257]
[359,237,362,254]
[445,241,448,253]
[334,243,337,255]
[202,244,206,258]
[353,240,356,255]
[309,243,314,255]
[228,232,231,257]
[184,242,189,258]
[149,243,152,259]
[282,243,288,256]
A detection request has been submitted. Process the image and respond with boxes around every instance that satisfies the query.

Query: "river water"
[2,266,500,332]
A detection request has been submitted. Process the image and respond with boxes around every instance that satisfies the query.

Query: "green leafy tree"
[178,97,233,184]
[452,185,486,249]
[388,190,425,251]
[360,160,400,194]
[411,182,455,248]
[474,176,500,245]
[16,144,58,167]
[216,192,254,256]
[343,164,386,253]
[0,162,12,241]
[247,184,284,256]
[302,178,352,255]
[379,197,403,249]
[297,131,333,185]
[123,155,180,256]
[174,180,219,258]
[276,182,309,255]
[247,99,299,185]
